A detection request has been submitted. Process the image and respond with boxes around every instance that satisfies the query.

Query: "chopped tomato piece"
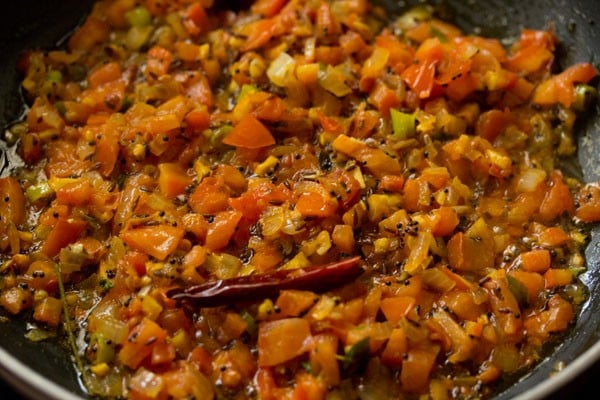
[41,218,87,257]
[120,224,185,260]
[222,113,276,149]
[258,318,311,367]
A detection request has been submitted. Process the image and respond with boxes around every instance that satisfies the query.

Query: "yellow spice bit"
[33,290,48,302]
[570,253,585,268]
[367,194,402,222]
[239,263,256,277]
[48,177,78,191]
[199,43,210,59]
[318,131,336,146]
[90,363,110,377]
[254,155,279,176]
[11,254,30,269]
[281,252,311,270]
[310,296,336,321]
[228,36,246,50]
[18,231,33,242]
[265,42,288,61]
[249,57,266,78]
[485,148,512,171]
[571,231,587,245]
[374,237,391,254]
[65,292,79,306]
[257,299,275,320]
[193,159,211,179]
[140,275,152,286]
[22,78,35,93]
[169,329,190,352]
[227,80,240,95]
[301,230,332,256]
[141,294,163,321]
[296,63,319,85]
[349,167,366,189]
[132,143,146,159]
[83,129,95,142]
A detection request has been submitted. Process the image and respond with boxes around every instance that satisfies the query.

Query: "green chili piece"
[25,181,54,202]
[46,69,62,84]
[125,6,151,27]
[573,84,597,112]
[238,84,258,103]
[390,108,416,139]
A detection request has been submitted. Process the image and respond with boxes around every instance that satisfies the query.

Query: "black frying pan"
[1,1,599,399]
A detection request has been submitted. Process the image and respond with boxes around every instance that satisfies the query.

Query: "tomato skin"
[533,62,598,107]
[520,249,551,273]
[403,178,430,212]
[158,163,193,199]
[183,2,209,36]
[188,177,230,215]
[524,295,574,340]
[145,46,173,80]
[120,224,185,261]
[296,191,337,218]
[251,0,288,17]
[33,297,63,327]
[429,206,459,237]
[184,109,210,133]
[576,183,600,222]
[96,131,120,177]
[447,219,495,272]
[476,109,512,142]
[258,318,311,367]
[242,18,278,52]
[400,347,439,393]
[118,317,168,369]
[0,287,33,315]
[45,140,91,178]
[19,260,58,293]
[368,82,401,116]
[229,181,291,222]
[41,218,87,257]
[222,114,276,149]
[56,179,94,206]
[205,210,243,251]
[255,368,277,400]
[88,62,122,88]
[0,177,26,226]
[402,58,438,99]
[539,171,575,221]
[19,133,44,164]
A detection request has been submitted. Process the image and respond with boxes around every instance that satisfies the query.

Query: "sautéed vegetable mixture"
[1,0,600,398]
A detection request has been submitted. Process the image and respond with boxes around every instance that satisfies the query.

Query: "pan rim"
[0,325,599,399]
[0,346,83,400]
[513,339,600,399]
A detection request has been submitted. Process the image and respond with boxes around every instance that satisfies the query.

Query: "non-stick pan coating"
[1,1,599,399]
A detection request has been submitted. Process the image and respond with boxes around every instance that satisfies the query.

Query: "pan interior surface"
[1,1,599,399]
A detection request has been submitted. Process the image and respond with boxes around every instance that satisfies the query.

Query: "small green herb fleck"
[507,274,529,308]
[99,278,114,292]
[55,263,88,386]
[339,336,370,375]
